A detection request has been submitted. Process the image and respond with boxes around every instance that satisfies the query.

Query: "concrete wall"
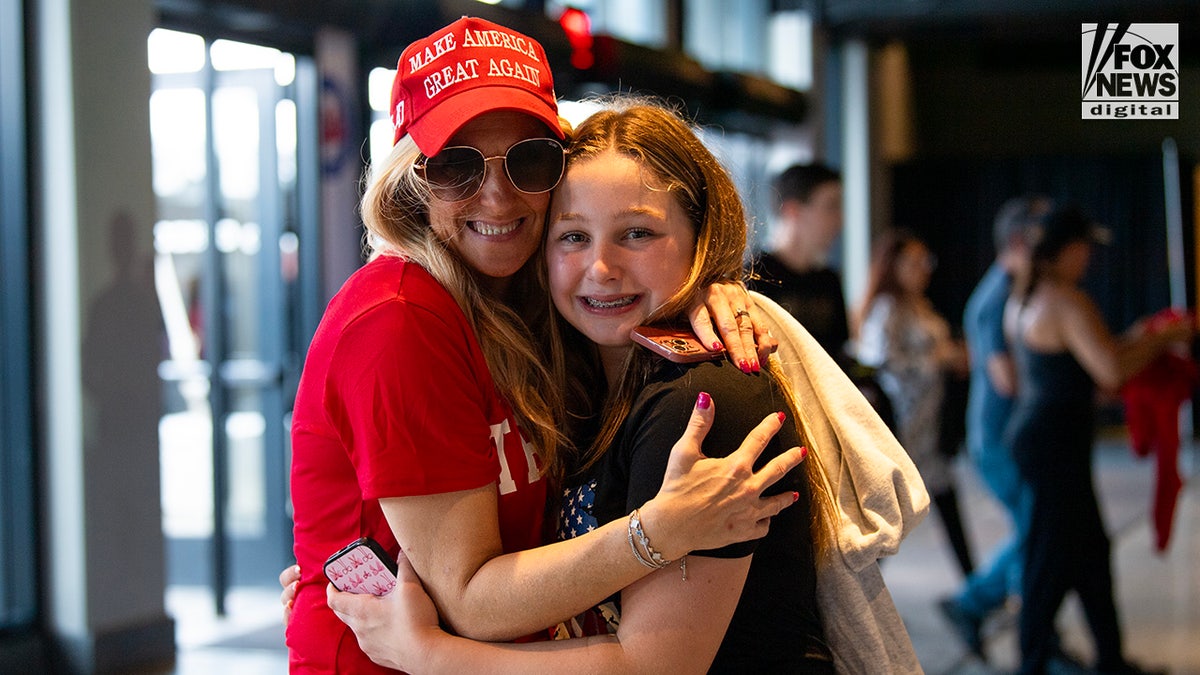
[36,0,175,671]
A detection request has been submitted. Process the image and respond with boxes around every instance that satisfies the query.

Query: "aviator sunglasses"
[417,137,566,202]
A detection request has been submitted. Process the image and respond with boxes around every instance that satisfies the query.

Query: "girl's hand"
[638,392,806,561]
[279,564,300,626]
[327,550,443,672]
[688,283,777,373]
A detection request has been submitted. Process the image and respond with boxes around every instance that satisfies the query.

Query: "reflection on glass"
[211,39,281,71]
[158,409,268,538]
[274,54,296,87]
[368,67,395,112]
[367,118,392,173]
[767,11,813,90]
[151,29,301,581]
[213,87,260,202]
[215,218,261,255]
[227,409,267,537]
[160,410,213,537]
[277,100,298,187]
[150,89,207,210]
[148,28,205,74]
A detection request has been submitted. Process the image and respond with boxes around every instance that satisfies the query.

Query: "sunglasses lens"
[505,139,564,194]
[422,139,564,201]
[423,147,484,201]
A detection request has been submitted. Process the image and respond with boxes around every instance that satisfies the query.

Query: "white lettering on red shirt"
[491,418,542,495]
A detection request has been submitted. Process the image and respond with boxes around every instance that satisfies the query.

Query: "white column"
[38,0,175,670]
[839,39,871,310]
[315,27,363,302]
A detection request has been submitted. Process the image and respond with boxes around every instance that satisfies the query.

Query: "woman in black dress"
[1005,206,1192,675]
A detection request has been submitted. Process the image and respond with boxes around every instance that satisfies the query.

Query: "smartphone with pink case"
[631,325,725,363]
[323,537,398,596]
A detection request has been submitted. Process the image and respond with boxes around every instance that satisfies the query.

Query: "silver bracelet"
[628,509,671,570]
[627,516,652,567]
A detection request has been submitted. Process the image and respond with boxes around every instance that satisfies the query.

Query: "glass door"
[0,0,35,635]
[150,30,308,609]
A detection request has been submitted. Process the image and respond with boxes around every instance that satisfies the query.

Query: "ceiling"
[156,0,1200,66]
[156,0,550,64]
[152,0,1197,130]
[820,0,1200,43]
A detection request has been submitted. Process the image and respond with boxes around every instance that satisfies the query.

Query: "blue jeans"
[954,439,1031,618]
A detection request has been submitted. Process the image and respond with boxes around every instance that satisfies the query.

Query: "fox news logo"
[1082,23,1178,119]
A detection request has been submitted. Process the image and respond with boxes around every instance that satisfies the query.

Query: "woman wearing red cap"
[319,99,927,674]
[286,17,799,674]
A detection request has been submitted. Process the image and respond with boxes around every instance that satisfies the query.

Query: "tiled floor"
[887,434,1200,674]
[164,586,289,675]
[162,435,1200,674]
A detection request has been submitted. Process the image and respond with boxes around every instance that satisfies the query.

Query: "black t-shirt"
[557,358,830,672]
[749,253,850,361]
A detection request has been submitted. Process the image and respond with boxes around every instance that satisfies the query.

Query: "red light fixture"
[559,7,594,70]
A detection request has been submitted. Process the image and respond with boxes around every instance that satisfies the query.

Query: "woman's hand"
[688,282,777,373]
[638,392,806,561]
[327,550,443,672]
[1126,308,1196,366]
[1158,312,1196,345]
[279,564,300,626]
[941,337,970,377]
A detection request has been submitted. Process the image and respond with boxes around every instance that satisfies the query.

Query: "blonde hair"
[547,99,835,554]
[360,135,569,483]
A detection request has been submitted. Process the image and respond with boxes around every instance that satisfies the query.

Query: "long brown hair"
[359,136,570,483]
[854,228,924,335]
[546,98,835,554]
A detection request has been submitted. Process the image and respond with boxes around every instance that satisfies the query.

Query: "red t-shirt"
[287,256,548,673]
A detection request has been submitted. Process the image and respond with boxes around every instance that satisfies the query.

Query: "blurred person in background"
[939,195,1052,659]
[749,163,896,428]
[750,163,849,359]
[856,229,974,578]
[1004,205,1190,675]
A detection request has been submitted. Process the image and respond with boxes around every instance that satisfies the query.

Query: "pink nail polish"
[792,491,799,503]
[777,411,786,422]
[712,341,724,351]
[740,359,750,373]
[799,446,808,459]
[696,391,712,410]
[751,359,761,373]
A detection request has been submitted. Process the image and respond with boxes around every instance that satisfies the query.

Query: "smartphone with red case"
[630,326,725,363]
[323,537,398,596]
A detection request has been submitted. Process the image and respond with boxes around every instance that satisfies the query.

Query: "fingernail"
[776,411,786,422]
[696,391,712,410]
[799,446,808,460]
[740,359,751,373]
[751,359,760,373]
[792,491,799,503]
[711,341,724,351]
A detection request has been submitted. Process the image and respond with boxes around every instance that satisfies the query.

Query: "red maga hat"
[389,16,564,154]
